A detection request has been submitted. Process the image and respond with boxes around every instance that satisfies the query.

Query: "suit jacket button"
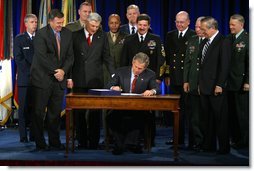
[181,67,183,69]
[173,60,176,62]
[181,60,183,63]
[173,54,176,56]
[197,68,199,71]
[173,66,176,69]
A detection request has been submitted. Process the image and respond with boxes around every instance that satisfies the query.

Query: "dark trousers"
[170,85,188,144]
[188,93,203,147]
[18,86,33,140]
[200,92,229,152]
[73,88,101,149]
[32,82,64,148]
[228,90,249,146]
[106,110,148,148]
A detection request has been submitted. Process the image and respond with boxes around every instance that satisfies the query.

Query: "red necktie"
[87,33,92,46]
[131,75,138,93]
[55,32,60,60]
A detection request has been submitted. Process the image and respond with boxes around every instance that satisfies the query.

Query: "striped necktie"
[201,39,210,64]
[55,32,60,60]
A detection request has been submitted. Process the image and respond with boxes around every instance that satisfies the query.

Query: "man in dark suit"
[119,4,139,35]
[164,11,195,145]
[199,17,231,154]
[65,1,92,32]
[68,12,115,149]
[227,14,249,149]
[183,16,205,151]
[30,9,74,151]
[120,13,164,146]
[14,14,37,143]
[106,52,160,155]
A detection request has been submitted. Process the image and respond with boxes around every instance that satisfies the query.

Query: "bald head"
[175,11,190,31]
[108,14,121,33]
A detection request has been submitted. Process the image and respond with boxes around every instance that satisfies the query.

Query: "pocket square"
[23,47,30,49]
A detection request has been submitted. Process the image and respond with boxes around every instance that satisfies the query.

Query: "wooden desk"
[65,93,180,160]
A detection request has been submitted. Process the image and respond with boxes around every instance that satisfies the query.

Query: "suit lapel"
[125,67,132,92]
[47,25,59,59]
[203,33,221,64]
[234,31,245,44]
[24,32,33,45]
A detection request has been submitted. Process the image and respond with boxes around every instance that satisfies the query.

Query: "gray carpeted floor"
[0,126,249,166]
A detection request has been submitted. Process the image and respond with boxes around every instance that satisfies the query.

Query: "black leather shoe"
[128,145,143,154]
[76,143,87,149]
[29,136,35,142]
[36,145,50,152]
[216,149,230,155]
[50,144,65,151]
[192,144,202,152]
[112,147,124,155]
[165,138,174,145]
[20,137,28,143]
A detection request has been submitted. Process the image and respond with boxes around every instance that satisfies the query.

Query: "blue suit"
[119,24,131,35]
[14,31,34,141]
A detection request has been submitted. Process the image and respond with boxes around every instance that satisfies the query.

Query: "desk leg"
[65,108,70,158]
[72,111,75,152]
[173,110,179,161]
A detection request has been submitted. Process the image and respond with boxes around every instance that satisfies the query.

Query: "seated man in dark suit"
[106,52,160,155]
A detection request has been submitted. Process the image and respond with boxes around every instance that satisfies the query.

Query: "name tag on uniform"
[23,47,30,49]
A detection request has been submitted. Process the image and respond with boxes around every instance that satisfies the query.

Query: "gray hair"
[176,11,190,20]
[196,16,205,23]
[132,52,150,67]
[127,4,140,13]
[24,14,37,23]
[87,12,102,23]
[230,14,245,24]
[79,1,92,10]
[201,16,218,30]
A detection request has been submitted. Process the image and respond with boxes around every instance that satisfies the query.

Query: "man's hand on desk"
[142,89,156,96]
[110,86,122,91]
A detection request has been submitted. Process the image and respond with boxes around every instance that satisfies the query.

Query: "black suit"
[165,28,195,144]
[106,66,160,149]
[199,32,230,153]
[30,25,74,149]
[120,32,164,145]
[14,32,34,141]
[72,29,115,149]
[227,31,249,147]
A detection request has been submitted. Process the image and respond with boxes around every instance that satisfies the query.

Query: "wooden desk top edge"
[66,93,180,99]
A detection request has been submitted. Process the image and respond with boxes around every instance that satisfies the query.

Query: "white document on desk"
[121,93,142,96]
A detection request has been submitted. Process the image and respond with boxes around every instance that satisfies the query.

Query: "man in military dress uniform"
[227,14,249,149]
[164,11,195,145]
[183,17,205,150]
[65,2,92,32]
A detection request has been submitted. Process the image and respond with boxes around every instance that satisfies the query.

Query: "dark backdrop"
[13,0,249,43]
